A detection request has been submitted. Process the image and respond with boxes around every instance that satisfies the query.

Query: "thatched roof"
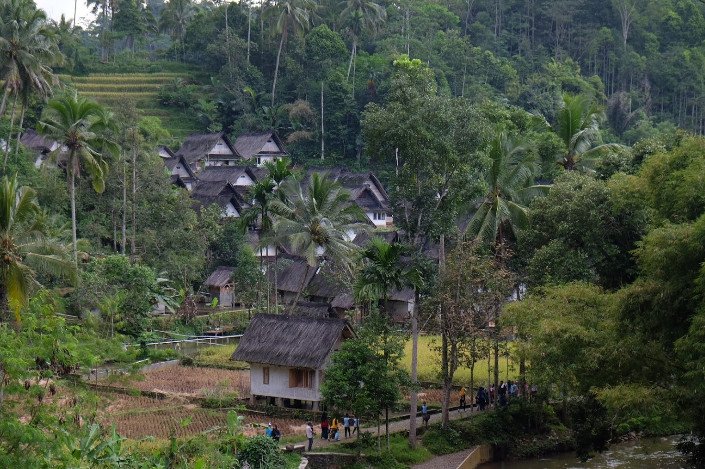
[164,155,196,178]
[389,288,415,302]
[276,257,317,293]
[197,166,256,186]
[287,301,331,318]
[158,145,175,158]
[233,131,288,160]
[352,230,399,247]
[20,130,59,154]
[204,266,234,288]
[232,314,352,368]
[191,181,245,212]
[331,292,355,310]
[174,132,239,166]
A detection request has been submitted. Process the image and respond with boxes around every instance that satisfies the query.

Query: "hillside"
[60,71,200,141]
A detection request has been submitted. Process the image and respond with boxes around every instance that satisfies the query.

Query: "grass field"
[59,72,200,140]
[402,335,519,385]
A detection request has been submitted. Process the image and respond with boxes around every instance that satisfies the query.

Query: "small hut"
[203,266,235,307]
[232,314,354,409]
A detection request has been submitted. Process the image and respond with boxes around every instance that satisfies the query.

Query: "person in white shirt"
[306,421,314,451]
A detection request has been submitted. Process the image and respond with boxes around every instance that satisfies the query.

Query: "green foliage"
[567,393,611,462]
[74,255,160,337]
[238,435,285,469]
[521,172,647,289]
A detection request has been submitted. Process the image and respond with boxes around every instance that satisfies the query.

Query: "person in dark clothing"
[498,380,508,407]
[343,413,351,438]
[476,387,488,411]
[271,424,281,441]
[321,417,329,440]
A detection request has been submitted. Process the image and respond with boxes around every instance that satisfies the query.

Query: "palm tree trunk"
[3,93,18,171]
[246,1,252,64]
[121,154,127,254]
[0,87,8,118]
[274,246,279,312]
[409,290,419,447]
[14,104,26,158]
[74,0,78,26]
[271,29,286,107]
[69,161,78,265]
[347,37,357,80]
[290,264,311,314]
[131,143,137,254]
[320,81,325,160]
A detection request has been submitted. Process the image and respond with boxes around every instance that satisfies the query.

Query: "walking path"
[412,448,475,469]
[301,406,484,451]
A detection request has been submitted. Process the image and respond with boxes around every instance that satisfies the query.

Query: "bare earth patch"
[102,364,250,398]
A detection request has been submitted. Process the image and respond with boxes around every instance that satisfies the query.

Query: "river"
[479,436,687,469]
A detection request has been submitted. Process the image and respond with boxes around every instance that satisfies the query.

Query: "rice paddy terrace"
[60,72,200,141]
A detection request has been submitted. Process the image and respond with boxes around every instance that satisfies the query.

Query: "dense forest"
[3,0,705,467]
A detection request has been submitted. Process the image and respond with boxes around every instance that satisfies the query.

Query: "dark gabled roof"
[196,166,256,186]
[20,130,58,154]
[158,145,175,158]
[352,231,399,247]
[331,292,355,310]
[174,132,239,166]
[164,155,196,178]
[191,181,244,212]
[232,314,352,368]
[389,288,415,302]
[287,301,331,318]
[353,187,387,210]
[233,131,288,159]
[204,266,234,288]
[276,256,317,293]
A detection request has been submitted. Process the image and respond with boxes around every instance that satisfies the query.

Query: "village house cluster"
[21,128,410,411]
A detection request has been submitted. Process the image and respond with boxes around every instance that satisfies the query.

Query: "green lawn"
[193,344,249,370]
[402,335,519,385]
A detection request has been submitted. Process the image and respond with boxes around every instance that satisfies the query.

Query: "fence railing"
[126,334,243,349]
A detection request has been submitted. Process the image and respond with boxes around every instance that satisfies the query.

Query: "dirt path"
[301,407,482,451]
[412,448,474,469]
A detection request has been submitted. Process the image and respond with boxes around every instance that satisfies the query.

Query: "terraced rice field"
[60,72,200,139]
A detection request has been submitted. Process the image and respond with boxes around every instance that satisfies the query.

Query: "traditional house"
[233,131,288,167]
[305,168,393,227]
[232,314,354,409]
[196,166,257,188]
[172,132,240,173]
[20,130,62,168]
[191,181,247,218]
[158,145,175,159]
[165,155,197,190]
[203,266,235,307]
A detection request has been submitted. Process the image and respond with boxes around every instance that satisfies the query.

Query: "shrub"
[238,435,285,469]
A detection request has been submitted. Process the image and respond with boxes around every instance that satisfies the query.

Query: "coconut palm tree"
[355,237,408,311]
[555,93,625,171]
[38,92,117,265]
[0,176,75,323]
[340,0,386,82]
[0,0,60,118]
[269,0,316,106]
[270,173,368,310]
[466,132,547,252]
[159,0,195,61]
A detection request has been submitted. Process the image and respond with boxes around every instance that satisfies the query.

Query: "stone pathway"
[412,448,474,469]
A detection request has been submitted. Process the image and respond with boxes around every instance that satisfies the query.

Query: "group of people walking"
[264,422,281,441]
[320,413,359,441]
[461,380,538,411]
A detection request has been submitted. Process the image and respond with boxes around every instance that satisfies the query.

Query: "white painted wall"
[261,139,280,152]
[366,211,388,226]
[250,364,321,402]
[210,139,234,155]
[253,244,277,257]
[235,174,254,186]
[256,156,277,167]
[223,202,240,218]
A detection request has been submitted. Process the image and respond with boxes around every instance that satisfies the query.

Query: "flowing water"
[479,436,687,469]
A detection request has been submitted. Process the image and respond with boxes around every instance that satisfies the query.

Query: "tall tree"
[554,94,624,171]
[38,92,117,265]
[159,0,195,61]
[269,0,315,106]
[340,0,386,87]
[0,176,75,323]
[270,173,368,310]
[0,0,61,142]
[466,131,545,250]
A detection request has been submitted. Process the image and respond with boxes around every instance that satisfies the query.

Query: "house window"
[373,212,386,221]
[263,366,270,385]
[256,157,262,166]
[288,368,314,388]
